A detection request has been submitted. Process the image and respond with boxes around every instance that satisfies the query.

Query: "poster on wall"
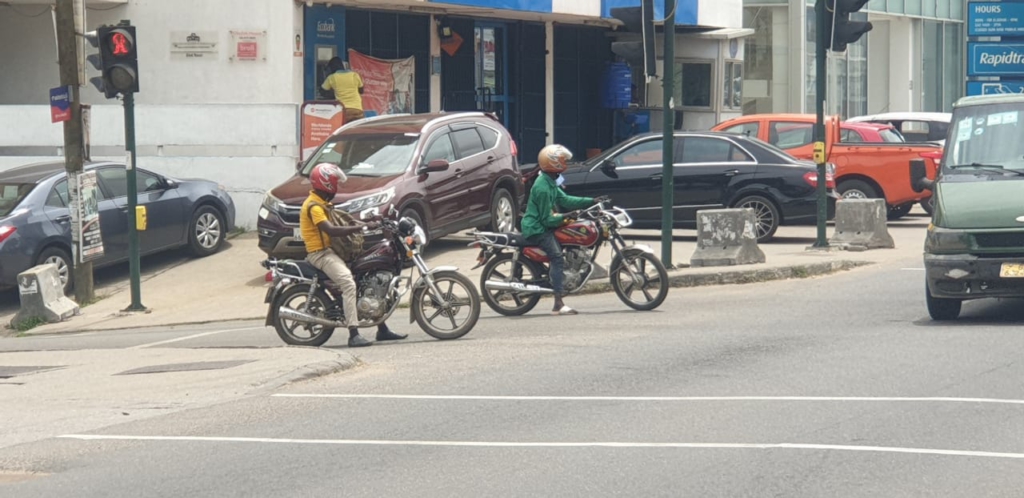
[300,102,345,161]
[67,170,104,263]
[230,30,266,61]
[347,50,415,115]
[170,31,218,60]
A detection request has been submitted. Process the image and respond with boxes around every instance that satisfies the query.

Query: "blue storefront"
[967,2,1024,96]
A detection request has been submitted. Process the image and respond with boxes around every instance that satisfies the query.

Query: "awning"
[693,28,755,40]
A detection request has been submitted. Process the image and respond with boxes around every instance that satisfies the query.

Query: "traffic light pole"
[123,92,145,311]
[660,0,676,267]
[55,0,95,302]
[812,0,830,248]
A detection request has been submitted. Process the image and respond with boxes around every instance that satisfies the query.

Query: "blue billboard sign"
[968,43,1024,76]
[969,2,1024,37]
[967,80,1024,96]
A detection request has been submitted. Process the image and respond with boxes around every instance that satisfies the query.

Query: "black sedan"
[533,132,835,242]
[0,161,236,293]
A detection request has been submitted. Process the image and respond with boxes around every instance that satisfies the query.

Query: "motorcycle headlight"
[412,225,427,246]
[925,224,973,253]
[339,187,396,213]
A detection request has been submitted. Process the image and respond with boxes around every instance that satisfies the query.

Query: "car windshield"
[0,183,35,217]
[303,133,419,178]
[879,129,905,142]
[946,103,1024,177]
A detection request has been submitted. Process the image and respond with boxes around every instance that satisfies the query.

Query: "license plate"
[999,263,1024,278]
[292,228,303,241]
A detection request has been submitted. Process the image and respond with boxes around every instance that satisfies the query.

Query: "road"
[3,247,1024,496]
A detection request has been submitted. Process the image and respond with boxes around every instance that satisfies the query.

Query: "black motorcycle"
[262,206,480,346]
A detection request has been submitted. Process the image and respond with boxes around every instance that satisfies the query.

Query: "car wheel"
[401,207,428,245]
[926,283,961,321]
[486,189,516,233]
[838,179,880,200]
[733,195,780,243]
[188,205,226,257]
[887,203,913,221]
[36,246,73,295]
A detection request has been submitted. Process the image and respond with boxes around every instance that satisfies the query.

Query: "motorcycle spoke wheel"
[274,287,336,347]
[611,252,669,311]
[480,255,542,316]
[414,272,481,340]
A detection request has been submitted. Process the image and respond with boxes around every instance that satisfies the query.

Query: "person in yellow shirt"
[300,163,407,348]
[321,57,365,123]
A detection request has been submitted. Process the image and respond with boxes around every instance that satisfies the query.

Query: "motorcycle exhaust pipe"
[484,281,554,294]
[278,306,346,328]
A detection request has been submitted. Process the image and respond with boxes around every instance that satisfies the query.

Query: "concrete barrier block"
[11,264,79,328]
[829,199,895,250]
[690,208,766,267]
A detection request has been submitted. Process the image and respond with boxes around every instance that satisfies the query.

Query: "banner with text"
[301,102,345,161]
[347,50,415,115]
[68,170,104,263]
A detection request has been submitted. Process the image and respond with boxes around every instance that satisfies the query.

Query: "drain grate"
[115,360,254,376]
[0,366,65,379]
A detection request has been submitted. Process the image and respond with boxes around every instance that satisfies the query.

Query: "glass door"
[474,23,510,127]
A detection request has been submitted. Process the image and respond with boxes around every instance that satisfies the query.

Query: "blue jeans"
[527,231,564,295]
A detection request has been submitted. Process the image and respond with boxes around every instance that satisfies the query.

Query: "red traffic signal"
[109,31,132,56]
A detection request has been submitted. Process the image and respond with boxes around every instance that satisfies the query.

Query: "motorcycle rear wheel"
[273,284,337,347]
[610,251,669,311]
[413,271,481,340]
[480,254,543,316]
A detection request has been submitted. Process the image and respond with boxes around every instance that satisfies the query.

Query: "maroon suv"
[257,112,524,258]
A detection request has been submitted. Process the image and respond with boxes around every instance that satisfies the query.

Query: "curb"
[577,259,872,295]
[251,349,361,394]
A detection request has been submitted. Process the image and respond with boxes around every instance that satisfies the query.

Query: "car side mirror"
[164,178,179,189]
[910,159,934,193]
[600,159,619,179]
[421,159,450,174]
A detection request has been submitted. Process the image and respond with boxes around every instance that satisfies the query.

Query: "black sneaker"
[376,327,408,341]
[348,334,374,348]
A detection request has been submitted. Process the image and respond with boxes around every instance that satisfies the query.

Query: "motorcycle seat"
[477,231,534,247]
[278,260,331,281]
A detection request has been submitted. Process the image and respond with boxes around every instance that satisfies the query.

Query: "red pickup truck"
[713,114,941,219]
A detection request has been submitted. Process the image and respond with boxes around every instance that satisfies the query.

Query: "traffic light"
[610,0,656,78]
[823,0,873,52]
[84,23,139,98]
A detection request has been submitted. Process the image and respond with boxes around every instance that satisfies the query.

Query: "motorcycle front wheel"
[610,251,669,311]
[272,284,336,347]
[412,271,481,340]
[480,254,543,316]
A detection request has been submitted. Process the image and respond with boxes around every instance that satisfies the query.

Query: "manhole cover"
[115,360,254,376]
[0,366,65,379]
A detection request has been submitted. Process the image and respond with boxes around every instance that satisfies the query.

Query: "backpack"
[307,200,364,262]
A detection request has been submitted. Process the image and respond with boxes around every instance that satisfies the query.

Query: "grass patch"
[80,293,108,308]
[13,317,46,334]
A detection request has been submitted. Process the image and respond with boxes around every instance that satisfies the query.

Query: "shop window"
[724,61,743,110]
[674,61,713,108]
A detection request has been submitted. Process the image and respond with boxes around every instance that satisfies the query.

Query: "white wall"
[867,19,891,114]
[552,0,602,17]
[888,17,916,112]
[698,0,743,29]
[0,0,301,105]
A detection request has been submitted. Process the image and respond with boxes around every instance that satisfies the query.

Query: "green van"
[911,94,1024,321]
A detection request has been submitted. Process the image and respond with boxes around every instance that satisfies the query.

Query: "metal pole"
[812,0,829,248]
[123,92,145,311]
[55,0,95,302]
[660,0,676,267]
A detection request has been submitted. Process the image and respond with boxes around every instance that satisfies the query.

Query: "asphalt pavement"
[2,238,1024,496]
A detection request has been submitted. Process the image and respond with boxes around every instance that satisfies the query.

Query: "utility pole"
[660,0,676,267]
[812,0,829,248]
[55,0,95,302]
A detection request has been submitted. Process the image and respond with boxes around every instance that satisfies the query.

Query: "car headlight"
[262,193,285,212]
[925,224,972,253]
[412,225,427,246]
[339,187,395,213]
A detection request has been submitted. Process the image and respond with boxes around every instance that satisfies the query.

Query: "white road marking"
[270,394,1024,405]
[56,434,1024,460]
[127,326,265,349]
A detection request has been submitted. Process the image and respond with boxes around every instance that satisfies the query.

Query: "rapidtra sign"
[969,43,1024,76]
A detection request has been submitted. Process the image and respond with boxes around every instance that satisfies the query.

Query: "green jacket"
[521,173,593,239]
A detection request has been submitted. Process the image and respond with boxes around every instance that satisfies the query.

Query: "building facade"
[742,0,965,118]
[0,0,745,228]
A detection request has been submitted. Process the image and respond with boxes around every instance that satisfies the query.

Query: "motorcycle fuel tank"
[350,239,397,274]
[554,220,599,246]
